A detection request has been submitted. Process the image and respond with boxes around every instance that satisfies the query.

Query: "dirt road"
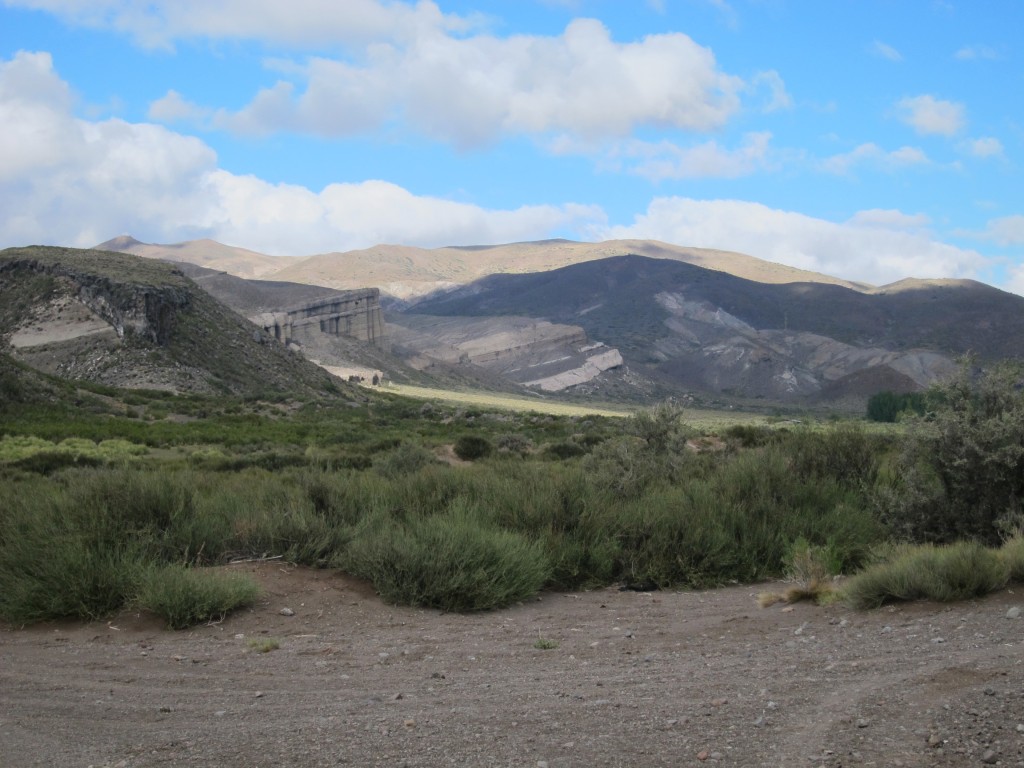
[2,564,1022,767]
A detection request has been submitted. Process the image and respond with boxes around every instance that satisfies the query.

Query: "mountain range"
[9,234,1019,409]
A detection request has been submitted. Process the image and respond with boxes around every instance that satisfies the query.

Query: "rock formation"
[252,290,388,351]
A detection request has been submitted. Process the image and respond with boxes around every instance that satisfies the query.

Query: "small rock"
[214,710,226,717]
[1016,723,1024,733]
[403,719,415,728]
[254,691,264,699]
[537,762,549,768]
[927,733,943,747]
[930,637,945,644]
[697,750,709,761]
[279,607,295,616]
[981,749,998,764]
[1006,606,1021,619]
[856,718,870,729]
[710,698,728,707]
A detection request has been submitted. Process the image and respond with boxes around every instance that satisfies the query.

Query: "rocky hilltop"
[0,246,350,398]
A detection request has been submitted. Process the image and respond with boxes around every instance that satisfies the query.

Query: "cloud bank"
[0,51,1008,293]
[0,50,601,254]
[600,198,988,287]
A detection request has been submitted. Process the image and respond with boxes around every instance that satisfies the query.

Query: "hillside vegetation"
[2,360,1022,626]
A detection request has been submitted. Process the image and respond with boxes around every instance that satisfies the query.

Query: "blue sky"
[2,0,1023,290]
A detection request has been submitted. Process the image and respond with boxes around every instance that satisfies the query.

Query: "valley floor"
[2,564,1022,767]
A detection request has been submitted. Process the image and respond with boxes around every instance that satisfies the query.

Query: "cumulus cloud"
[599,198,987,286]
[870,40,903,62]
[896,95,966,137]
[147,90,211,123]
[2,0,468,50]
[0,51,602,254]
[980,215,1024,246]
[962,136,1004,158]
[617,132,775,181]
[209,18,745,146]
[820,142,929,174]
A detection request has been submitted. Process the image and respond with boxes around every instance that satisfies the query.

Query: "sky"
[2,0,1023,291]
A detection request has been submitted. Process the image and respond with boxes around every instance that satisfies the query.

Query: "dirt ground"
[2,563,1022,768]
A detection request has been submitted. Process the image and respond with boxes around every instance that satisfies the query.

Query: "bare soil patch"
[2,564,1022,767]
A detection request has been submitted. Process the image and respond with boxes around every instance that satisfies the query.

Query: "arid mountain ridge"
[91,234,1024,408]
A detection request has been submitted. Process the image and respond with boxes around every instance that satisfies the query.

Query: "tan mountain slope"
[95,236,871,299]
[271,239,871,298]
[95,235,292,279]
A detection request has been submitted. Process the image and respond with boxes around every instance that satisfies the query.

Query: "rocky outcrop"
[253,290,388,350]
[388,315,622,392]
[0,255,190,346]
[0,246,351,398]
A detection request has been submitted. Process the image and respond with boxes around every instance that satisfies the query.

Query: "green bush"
[842,541,1009,609]
[879,362,1024,544]
[374,442,436,478]
[454,434,493,461]
[1001,534,1024,582]
[342,502,551,611]
[136,564,261,629]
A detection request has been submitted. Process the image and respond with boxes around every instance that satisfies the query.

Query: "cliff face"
[253,290,388,351]
[0,254,191,346]
[0,246,350,398]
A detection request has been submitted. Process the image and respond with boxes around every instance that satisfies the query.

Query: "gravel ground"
[2,564,1022,768]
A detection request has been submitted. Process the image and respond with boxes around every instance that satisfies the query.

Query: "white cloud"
[847,209,931,231]
[955,45,999,61]
[751,70,792,113]
[820,142,929,174]
[962,136,1004,158]
[981,215,1024,246]
[618,132,774,181]
[182,18,745,146]
[2,0,468,50]
[0,51,603,254]
[600,198,987,286]
[896,94,966,137]
[870,40,903,62]
[147,90,210,123]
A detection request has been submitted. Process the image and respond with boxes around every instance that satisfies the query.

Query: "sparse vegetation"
[5,360,1024,626]
[137,564,261,629]
[247,637,281,653]
[841,541,1010,609]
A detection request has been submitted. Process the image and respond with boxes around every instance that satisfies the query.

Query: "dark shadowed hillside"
[407,255,1024,403]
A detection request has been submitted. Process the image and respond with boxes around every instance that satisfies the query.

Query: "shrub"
[342,502,551,611]
[374,442,436,478]
[495,433,532,455]
[542,441,587,460]
[879,361,1024,544]
[137,564,261,629]
[842,541,1009,609]
[629,401,692,454]
[453,435,493,461]
[1001,534,1024,582]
